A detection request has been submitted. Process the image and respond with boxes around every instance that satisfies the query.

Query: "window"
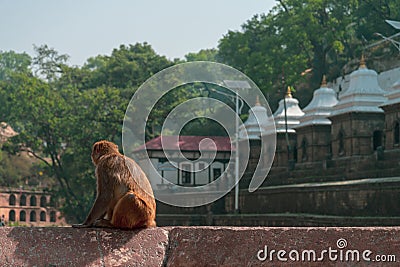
[40,211,46,222]
[30,196,37,206]
[394,122,400,145]
[9,194,16,206]
[198,162,206,171]
[293,141,298,163]
[49,197,55,207]
[20,194,27,206]
[50,211,56,222]
[213,168,221,180]
[373,130,383,151]
[180,163,192,185]
[9,210,15,222]
[372,130,383,151]
[20,210,26,222]
[30,211,36,222]
[301,137,308,162]
[338,131,345,156]
[40,196,47,207]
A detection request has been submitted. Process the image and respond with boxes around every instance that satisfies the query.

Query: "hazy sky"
[1,0,275,66]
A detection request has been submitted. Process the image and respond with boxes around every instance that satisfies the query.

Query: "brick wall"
[0,189,66,227]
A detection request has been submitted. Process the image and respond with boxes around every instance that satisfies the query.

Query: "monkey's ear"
[93,143,101,154]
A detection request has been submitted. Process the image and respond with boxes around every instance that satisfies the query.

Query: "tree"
[82,43,173,90]
[0,50,31,81]
[0,43,177,222]
[185,48,219,62]
[218,0,400,109]
[32,44,70,82]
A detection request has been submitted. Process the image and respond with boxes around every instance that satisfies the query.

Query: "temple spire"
[359,53,367,69]
[255,95,261,106]
[285,86,293,98]
[321,75,327,87]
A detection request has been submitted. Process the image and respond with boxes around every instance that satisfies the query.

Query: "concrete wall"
[155,176,400,227]
[0,227,398,266]
[233,177,400,217]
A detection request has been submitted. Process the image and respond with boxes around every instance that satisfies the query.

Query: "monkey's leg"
[93,218,114,228]
[111,193,155,229]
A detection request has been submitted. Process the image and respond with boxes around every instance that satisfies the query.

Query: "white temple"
[241,56,400,140]
[240,96,271,140]
[297,76,338,128]
[331,55,387,116]
[382,76,400,107]
[272,87,304,133]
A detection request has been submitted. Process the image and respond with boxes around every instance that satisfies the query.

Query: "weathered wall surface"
[156,176,400,227]
[0,227,398,266]
[234,177,400,217]
[0,227,169,267]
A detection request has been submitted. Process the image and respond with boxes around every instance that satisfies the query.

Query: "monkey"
[73,140,156,229]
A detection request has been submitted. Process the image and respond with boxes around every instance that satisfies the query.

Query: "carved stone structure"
[330,56,387,158]
[264,87,304,168]
[381,77,400,150]
[295,76,338,162]
[0,188,66,227]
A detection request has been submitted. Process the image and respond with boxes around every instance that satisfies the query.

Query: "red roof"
[134,136,232,152]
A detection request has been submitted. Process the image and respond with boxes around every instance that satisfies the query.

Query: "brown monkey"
[73,140,156,229]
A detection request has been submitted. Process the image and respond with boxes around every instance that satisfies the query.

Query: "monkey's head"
[91,140,119,165]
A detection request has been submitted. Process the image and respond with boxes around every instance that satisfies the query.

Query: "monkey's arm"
[72,195,109,228]
[72,170,112,228]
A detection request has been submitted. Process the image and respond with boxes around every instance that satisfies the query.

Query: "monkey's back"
[97,153,156,212]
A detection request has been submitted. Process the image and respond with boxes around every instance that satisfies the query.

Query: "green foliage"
[218,0,400,109]
[181,118,227,136]
[82,43,173,90]
[0,44,174,223]
[185,49,219,62]
[32,44,69,82]
[0,50,31,81]
[0,151,39,187]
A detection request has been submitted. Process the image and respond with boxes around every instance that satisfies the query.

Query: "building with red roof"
[133,135,232,187]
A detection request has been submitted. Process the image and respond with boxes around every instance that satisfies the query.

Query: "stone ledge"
[0,227,399,266]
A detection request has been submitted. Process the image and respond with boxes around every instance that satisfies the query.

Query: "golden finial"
[255,95,261,106]
[359,53,367,69]
[320,75,327,87]
[285,86,292,98]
